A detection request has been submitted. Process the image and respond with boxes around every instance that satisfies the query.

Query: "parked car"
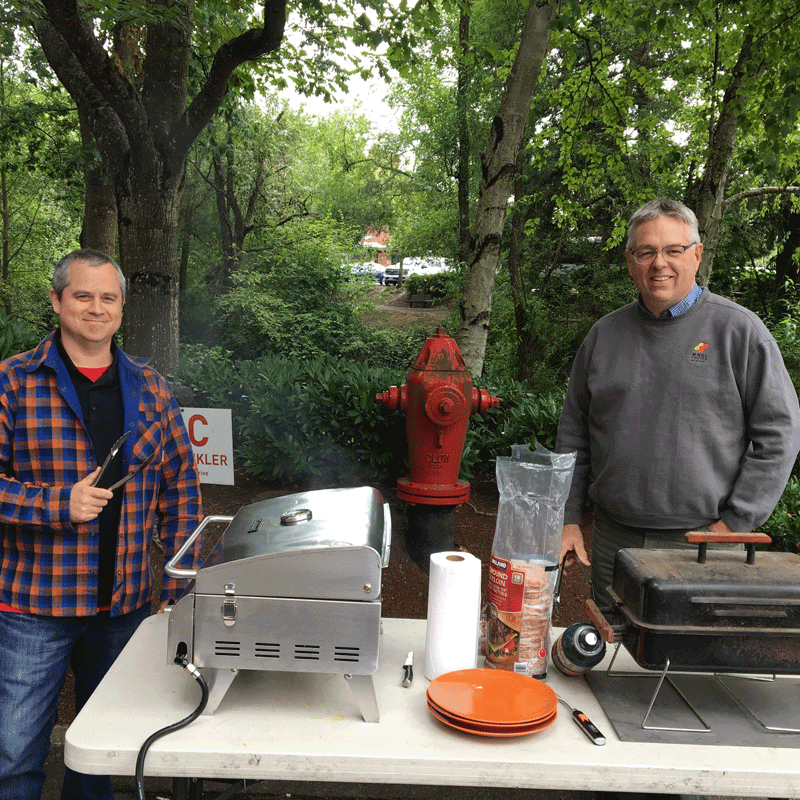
[383,264,402,285]
[401,256,451,276]
[349,262,384,284]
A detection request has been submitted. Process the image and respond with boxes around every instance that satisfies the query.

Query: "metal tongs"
[91,431,156,491]
[107,450,157,491]
[553,553,595,614]
[91,432,130,486]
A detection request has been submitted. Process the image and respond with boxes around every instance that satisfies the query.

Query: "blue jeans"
[0,603,150,800]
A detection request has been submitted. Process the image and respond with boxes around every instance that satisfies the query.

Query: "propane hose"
[135,657,208,800]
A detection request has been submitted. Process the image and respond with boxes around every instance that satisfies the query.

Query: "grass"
[358,285,452,331]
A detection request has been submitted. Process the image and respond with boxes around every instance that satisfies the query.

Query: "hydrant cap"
[410,327,468,373]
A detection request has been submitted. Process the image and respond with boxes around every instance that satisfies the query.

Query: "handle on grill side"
[684,531,771,565]
[381,502,392,567]
[164,515,234,579]
[585,599,622,643]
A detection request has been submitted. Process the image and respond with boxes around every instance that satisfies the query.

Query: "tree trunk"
[78,108,117,257]
[35,0,287,374]
[507,152,533,382]
[118,189,182,370]
[457,1,556,376]
[456,4,471,266]
[693,33,763,286]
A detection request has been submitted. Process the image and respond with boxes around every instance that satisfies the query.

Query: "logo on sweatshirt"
[691,342,709,363]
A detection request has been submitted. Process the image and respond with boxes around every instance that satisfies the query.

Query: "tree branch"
[33,14,130,177]
[39,0,148,141]
[177,0,287,150]
[723,186,800,211]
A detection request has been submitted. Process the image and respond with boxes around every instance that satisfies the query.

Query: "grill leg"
[201,667,239,715]
[344,674,379,722]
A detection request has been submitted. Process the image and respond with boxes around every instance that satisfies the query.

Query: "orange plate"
[427,701,557,737]
[427,695,550,727]
[427,668,558,725]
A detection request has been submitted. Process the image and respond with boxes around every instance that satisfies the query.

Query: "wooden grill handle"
[684,531,772,565]
[584,599,619,643]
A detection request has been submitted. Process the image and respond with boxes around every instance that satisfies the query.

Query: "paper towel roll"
[424,551,482,681]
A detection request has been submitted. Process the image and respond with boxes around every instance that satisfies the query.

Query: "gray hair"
[626,199,700,250]
[51,249,126,301]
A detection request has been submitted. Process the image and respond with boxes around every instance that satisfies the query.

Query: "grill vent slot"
[334,646,360,663]
[255,642,280,658]
[214,640,240,657]
[294,644,321,660]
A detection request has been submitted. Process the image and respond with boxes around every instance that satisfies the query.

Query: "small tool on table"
[557,694,606,745]
[402,651,414,687]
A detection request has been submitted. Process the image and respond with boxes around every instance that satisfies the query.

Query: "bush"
[761,476,800,553]
[0,308,42,361]
[171,347,567,488]
[462,377,565,477]
[403,271,458,300]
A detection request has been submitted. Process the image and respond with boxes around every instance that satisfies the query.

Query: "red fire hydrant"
[376,328,499,568]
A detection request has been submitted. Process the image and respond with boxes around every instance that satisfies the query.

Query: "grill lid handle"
[685,531,771,565]
[281,508,312,525]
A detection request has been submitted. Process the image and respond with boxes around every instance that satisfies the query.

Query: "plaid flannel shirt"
[0,332,203,616]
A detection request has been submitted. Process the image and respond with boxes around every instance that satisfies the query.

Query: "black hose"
[135,659,209,800]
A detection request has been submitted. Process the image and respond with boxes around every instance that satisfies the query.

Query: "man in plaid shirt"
[0,250,203,800]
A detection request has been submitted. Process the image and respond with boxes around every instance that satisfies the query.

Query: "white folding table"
[65,614,800,798]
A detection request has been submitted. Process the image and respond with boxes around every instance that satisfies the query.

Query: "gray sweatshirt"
[557,290,800,531]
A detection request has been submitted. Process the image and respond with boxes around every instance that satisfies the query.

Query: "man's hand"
[69,468,113,523]
[708,519,734,534]
[560,523,591,568]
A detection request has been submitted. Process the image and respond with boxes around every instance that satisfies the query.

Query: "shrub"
[462,377,565,477]
[171,347,567,489]
[761,476,800,553]
[403,271,458,300]
[0,309,41,361]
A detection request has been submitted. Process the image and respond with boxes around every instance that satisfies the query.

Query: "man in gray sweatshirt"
[557,198,800,611]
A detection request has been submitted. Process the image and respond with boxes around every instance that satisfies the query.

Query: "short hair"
[51,249,126,301]
[626,199,700,250]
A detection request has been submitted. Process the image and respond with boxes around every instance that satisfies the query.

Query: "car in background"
[401,256,451,277]
[383,264,402,285]
[349,261,385,284]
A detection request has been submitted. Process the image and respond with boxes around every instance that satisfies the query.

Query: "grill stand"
[199,667,379,723]
[715,674,800,733]
[606,644,711,733]
[605,643,800,735]
[201,668,239,716]
[344,673,380,723]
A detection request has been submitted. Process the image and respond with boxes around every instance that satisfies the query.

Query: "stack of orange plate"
[426,668,558,737]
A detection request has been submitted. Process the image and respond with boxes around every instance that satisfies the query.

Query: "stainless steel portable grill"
[164,486,392,722]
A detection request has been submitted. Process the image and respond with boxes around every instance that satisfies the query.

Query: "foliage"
[171,346,567,487]
[769,281,800,391]
[0,47,83,332]
[761,476,800,553]
[402,271,458,300]
[461,377,565,478]
[171,346,407,485]
[0,307,41,360]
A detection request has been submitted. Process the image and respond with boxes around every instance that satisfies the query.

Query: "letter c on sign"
[188,414,209,447]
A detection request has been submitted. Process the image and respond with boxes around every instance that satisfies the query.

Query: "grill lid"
[194,486,391,601]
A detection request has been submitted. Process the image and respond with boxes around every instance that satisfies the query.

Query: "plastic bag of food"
[484,443,575,678]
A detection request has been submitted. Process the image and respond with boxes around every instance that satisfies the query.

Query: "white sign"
[180,408,234,485]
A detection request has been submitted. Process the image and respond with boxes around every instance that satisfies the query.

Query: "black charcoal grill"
[587,532,800,675]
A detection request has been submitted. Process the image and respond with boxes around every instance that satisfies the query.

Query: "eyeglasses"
[629,242,698,266]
